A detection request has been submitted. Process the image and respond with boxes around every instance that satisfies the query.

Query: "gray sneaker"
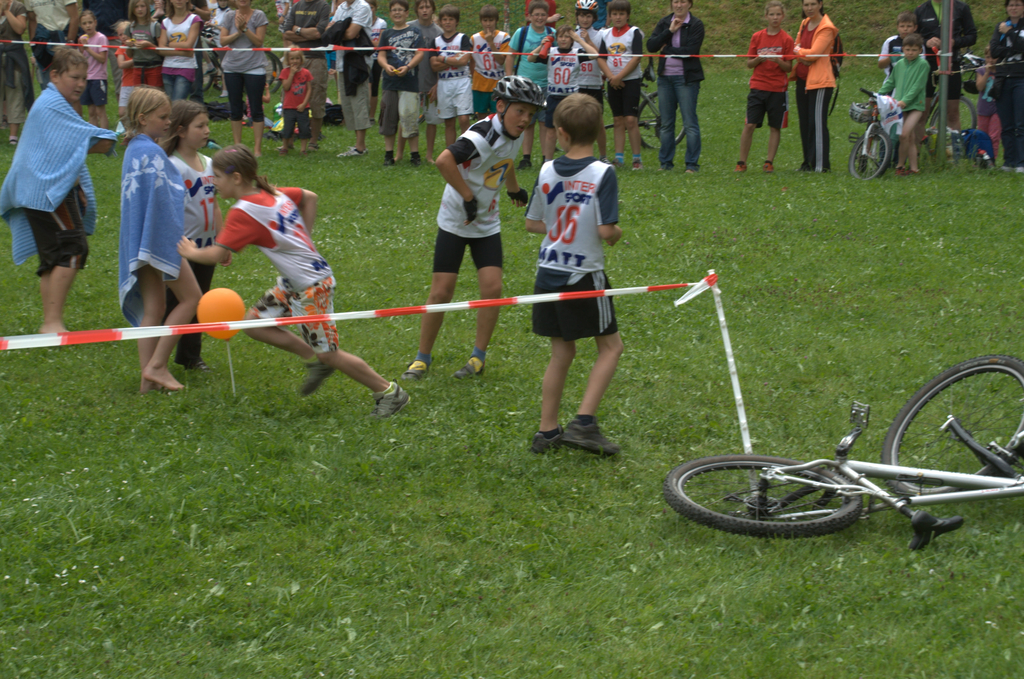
[371,382,410,418]
[337,146,368,157]
[453,356,484,379]
[401,359,429,381]
[300,361,335,396]
[562,419,620,456]
[531,427,563,454]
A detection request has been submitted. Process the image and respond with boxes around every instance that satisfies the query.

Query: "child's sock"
[382,381,396,395]
[470,346,486,363]
[540,426,561,440]
[615,152,624,164]
[574,414,596,427]
[632,154,641,164]
[415,351,431,365]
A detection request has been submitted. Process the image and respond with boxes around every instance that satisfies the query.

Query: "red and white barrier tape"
[0,275,716,352]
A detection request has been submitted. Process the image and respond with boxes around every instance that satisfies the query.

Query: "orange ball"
[196,288,246,340]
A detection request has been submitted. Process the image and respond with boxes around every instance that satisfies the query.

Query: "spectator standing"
[510,0,555,169]
[398,0,441,163]
[915,0,976,132]
[878,11,917,81]
[647,0,704,173]
[282,0,331,150]
[791,0,836,172]
[367,0,386,119]
[127,0,164,88]
[378,0,425,166]
[78,9,110,129]
[219,0,269,157]
[83,0,128,102]
[26,0,80,87]
[991,0,1024,171]
[332,0,375,157]
[975,46,1002,161]
[0,0,33,144]
[159,0,201,101]
[187,0,209,104]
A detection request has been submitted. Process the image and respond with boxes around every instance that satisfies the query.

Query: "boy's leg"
[612,116,625,155]
[738,123,757,165]
[577,331,623,417]
[444,117,457,147]
[417,271,458,354]
[625,116,641,158]
[902,110,923,171]
[39,267,77,334]
[27,192,88,333]
[471,264,502,357]
[767,126,782,163]
[542,124,555,160]
[540,337,575,431]
[316,349,390,392]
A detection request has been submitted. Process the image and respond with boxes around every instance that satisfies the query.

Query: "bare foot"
[142,365,185,391]
[139,377,162,394]
[394,155,403,163]
[39,322,68,334]
[426,157,435,165]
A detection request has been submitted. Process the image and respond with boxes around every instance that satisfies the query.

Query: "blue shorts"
[81,80,107,107]
[544,94,567,128]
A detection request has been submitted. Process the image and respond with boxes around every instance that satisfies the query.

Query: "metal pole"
[935,0,954,165]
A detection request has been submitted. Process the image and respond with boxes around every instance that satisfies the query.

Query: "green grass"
[3,39,1024,679]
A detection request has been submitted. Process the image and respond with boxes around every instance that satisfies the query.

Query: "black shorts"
[25,189,88,276]
[925,58,962,100]
[544,94,566,128]
[81,79,107,106]
[746,89,788,129]
[371,60,382,98]
[533,271,617,342]
[607,78,641,117]
[432,229,503,273]
[579,86,604,108]
[282,108,311,139]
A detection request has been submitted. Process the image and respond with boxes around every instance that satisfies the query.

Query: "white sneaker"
[371,382,410,418]
[1016,166,1024,174]
[337,146,368,157]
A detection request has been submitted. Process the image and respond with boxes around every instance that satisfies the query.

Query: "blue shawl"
[118,134,186,327]
[0,84,117,265]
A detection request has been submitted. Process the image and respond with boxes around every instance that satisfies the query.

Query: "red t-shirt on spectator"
[118,47,142,86]
[748,29,794,92]
[280,67,313,109]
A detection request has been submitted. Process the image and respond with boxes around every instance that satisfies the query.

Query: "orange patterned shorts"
[250,276,339,353]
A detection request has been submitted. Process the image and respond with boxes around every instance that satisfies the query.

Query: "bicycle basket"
[849,101,873,124]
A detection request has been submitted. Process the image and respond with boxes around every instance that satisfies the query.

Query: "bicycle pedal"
[908,510,964,550]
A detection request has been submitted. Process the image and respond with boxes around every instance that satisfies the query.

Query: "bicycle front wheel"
[635,91,661,150]
[663,455,863,539]
[848,128,892,179]
[881,355,1024,495]
[927,95,978,132]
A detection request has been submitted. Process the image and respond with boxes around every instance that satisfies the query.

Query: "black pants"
[164,259,216,367]
[795,80,832,172]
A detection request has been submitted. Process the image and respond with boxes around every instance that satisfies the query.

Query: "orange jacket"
[792,13,837,90]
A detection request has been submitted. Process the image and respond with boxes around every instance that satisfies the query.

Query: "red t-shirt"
[795,25,815,81]
[117,47,142,86]
[748,29,794,92]
[280,67,313,110]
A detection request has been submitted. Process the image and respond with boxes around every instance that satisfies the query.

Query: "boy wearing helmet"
[402,76,545,381]
[575,0,609,160]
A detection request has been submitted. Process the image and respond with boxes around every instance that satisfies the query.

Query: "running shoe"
[453,356,484,379]
[632,161,642,170]
[734,161,747,172]
[763,160,774,173]
[401,360,429,381]
[531,427,563,454]
[371,382,410,418]
[300,361,335,396]
[517,157,532,170]
[337,147,368,157]
[562,419,620,456]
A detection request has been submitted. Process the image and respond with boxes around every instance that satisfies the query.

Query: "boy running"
[525,93,623,455]
[402,76,545,381]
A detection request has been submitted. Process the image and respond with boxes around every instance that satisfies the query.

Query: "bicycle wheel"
[663,454,863,539]
[927,96,978,131]
[848,128,893,179]
[881,355,1024,495]
[635,91,661,150]
[267,52,283,94]
[203,50,222,93]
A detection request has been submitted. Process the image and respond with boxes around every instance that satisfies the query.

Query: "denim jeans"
[163,73,193,102]
[657,75,700,170]
[996,77,1024,168]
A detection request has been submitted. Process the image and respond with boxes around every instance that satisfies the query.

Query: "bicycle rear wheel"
[881,355,1024,495]
[635,92,661,150]
[267,51,284,94]
[927,96,978,132]
[848,128,892,179]
[663,455,863,539]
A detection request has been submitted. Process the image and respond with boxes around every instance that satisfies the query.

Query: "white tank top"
[602,25,643,81]
[471,31,509,82]
[171,153,217,245]
[576,25,602,89]
[546,46,587,96]
[162,14,200,71]
[436,32,470,79]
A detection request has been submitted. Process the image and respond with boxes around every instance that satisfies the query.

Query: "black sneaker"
[410,155,422,167]
[517,157,532,171]
[383,156,395,166]
[531,427,563,454]
[562,419,620,456]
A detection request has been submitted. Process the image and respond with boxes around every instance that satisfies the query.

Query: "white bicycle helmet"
[576,0,599,14]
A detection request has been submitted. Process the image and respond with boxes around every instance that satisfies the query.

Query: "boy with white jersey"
[431,4,474,146]
[597,0,644,168]
[879,12,918,80]
[470,5,512,119]
[401,76,545,382]
[529,24,598,162]
[525,93,623,456]
[574,0,608,161]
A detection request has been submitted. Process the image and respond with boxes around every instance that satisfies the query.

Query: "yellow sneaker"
[401,360,429,381]
[453,356,484,379]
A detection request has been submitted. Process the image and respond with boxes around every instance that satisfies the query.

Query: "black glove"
[507,188,529,206]
[463,198,478,223]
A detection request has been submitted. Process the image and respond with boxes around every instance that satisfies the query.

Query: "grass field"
[2,16,1024,677]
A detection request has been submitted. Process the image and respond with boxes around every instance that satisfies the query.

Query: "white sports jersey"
[370,17,386,45]
[575,25,603,89]
[437,114,523,238]
[436,32,470,80]
[227,191,333,290]
[527,159,616,283]
[545,46,588,96]
[471,30,510,82]
[601,25,643,81]
[171,153,218,246]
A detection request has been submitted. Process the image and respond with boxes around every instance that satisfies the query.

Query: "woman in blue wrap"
[120,86,201,393]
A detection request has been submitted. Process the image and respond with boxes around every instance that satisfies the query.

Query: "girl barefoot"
[119,86,202,392]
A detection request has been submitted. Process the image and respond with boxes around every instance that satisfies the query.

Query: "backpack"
[324,104,345,126]
[828,31,843,116]
[960,128,995,167]
[512,24,555,73]
[205,102,231,121]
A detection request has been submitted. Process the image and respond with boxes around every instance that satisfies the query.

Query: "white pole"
[710,276,753,456]
[226,341,236,396]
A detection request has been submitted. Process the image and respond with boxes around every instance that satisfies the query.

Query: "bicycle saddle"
[908,510,965,550]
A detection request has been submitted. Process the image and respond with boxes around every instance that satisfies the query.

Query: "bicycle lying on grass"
[664,355,1024,550]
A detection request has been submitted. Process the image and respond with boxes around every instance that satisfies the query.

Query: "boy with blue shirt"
[525,92,623,456]
[378,0,425,166]
[510,0,555,169]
